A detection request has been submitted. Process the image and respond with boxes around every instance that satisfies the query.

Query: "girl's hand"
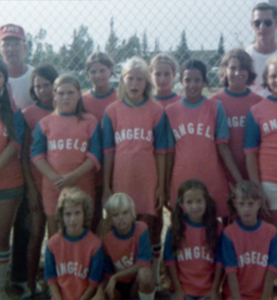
[91,293,105,300]
[155,185,165,210]
[54,173,79,190]
[49,173,63,185]
[102,187,112,206]
[172,289,186,300]
[203,290,221,300]
[105,276,116,300]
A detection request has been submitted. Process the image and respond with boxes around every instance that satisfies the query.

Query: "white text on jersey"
[238,251,268,268]
[57,261,89,279]
[48,139,87,152]
[177,246,214,263]
[115,129,152,144]
[173,123,214,141]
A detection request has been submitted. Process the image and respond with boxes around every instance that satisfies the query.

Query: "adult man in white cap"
[0,23,34,298]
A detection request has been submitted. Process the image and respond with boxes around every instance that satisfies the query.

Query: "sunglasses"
[253,19,274,28]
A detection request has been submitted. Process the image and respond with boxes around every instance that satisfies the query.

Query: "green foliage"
[217,33,225,56]
[67,25,93,71]
[174,30,190,66]
[141,30,149,62]
[23,20,222,87]
[105,18,119,62]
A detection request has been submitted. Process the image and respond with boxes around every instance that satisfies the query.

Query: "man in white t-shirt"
[246,2,277,97]
[0,24,34,296]
[0,23,34,108]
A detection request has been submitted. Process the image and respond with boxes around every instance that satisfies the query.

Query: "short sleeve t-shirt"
[103,221,152,283]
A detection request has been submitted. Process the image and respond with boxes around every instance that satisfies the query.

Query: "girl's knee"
[137,267,154,292]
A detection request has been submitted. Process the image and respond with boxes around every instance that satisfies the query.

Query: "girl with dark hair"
[166,59,242,219]
[0,60,25,299]
[164,179,223,300]
[82,52,117,233]
[21,63,58,299]
[210,49,262,183]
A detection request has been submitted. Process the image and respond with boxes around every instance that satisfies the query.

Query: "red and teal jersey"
[103,221,152,283]
[244,96,277,184]
[0,105,24,190]
[164,215,223,297]
[82,88,117,187]
[210,88,262,182]
[45,229,103,300]
[82,88,117,127]
[152,93,182,109]
[166,96,230,217]
[23,103,54,192]
[103,98,168,216]
[222,219,277,300]
[31,111,102,215]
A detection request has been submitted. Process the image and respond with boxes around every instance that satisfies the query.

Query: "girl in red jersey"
[150,53,181,108]
[31,75,102,237]
[245,55,277,228]
[222,181,277,300]
[102,57,167,261]
[45,187,103,300]
[95,193,155,300]
[149,53,182,286]
[164,179,223,300]
[0,60,25,299]
[21,63,58,299]
[82,52,117,232]
[210,49,262,184]
[166,60,242,220]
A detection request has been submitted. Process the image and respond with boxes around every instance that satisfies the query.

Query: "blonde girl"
[102,57,168,267]
[149,52,182,285]
[150,53,181,106]
[97,193,155,300]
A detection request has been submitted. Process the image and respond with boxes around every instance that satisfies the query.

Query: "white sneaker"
[20,282,43,300]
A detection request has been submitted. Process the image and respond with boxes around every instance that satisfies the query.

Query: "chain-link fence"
[1,0,274,88]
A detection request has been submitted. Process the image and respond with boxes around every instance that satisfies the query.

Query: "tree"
[31,28,47,66]
[67,25,93,71]
[118,34,141,61]
[217,33,225,56]
[154,38,160,54]
[141,30,149,62]
[209,33,226,68]
[24,32,33,64]
[174,30,190,66]
[105,17,119,62]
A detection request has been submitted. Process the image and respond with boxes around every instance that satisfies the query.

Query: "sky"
[0,0,267,53]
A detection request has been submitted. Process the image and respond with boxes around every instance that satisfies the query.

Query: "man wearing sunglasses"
[246,2,277,97]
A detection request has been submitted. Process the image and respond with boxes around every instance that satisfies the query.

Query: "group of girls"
[0,44,276,299]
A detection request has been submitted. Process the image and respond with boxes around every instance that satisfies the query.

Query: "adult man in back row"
[0,24,34,297]
[0,24,33,108]
[246,2,277,97]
